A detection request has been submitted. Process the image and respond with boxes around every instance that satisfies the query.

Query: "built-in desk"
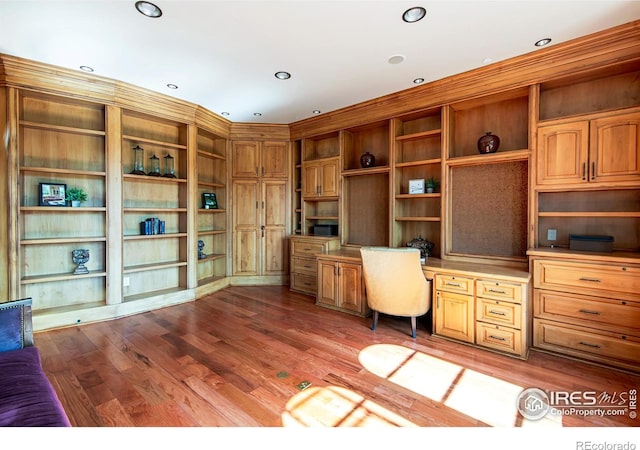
[316,248,369,317]
[423,258,531,359]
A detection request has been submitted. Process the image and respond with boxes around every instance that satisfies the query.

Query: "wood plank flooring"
[35,285,640,429]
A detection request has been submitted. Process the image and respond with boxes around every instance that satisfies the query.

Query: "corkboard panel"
[450,161,528,257]
[345,173,389,246]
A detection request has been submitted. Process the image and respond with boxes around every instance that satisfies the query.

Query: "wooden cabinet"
[232,140,288,178]
[428,259,530,358]
[232,179,288,277]
[316,249,368,317]
[536,111,640,186]
[289,235,339,295]
[196,127,228,292]
[302,157,339,198]
[529,250,640,372]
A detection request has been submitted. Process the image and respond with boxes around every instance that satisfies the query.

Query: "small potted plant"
[66,186,87,207]
[426,176,439,193]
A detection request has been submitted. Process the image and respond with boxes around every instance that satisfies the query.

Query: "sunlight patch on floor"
[282,386,417,427]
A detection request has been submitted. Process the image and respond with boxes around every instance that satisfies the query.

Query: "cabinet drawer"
[534,289,640,332]
[291,273,317,294]
[534,319,640,365]
[533,259,640,299]
[476,279,522,303]
[435,274,474,295]
[476,323,523,356]
[476,298,522,329]
[291,256,317,275]
[291,240,325,257]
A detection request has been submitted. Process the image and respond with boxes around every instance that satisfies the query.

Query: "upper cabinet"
[232,140,288,178]
[537,111,640,186]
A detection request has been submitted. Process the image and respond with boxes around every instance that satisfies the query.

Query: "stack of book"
[139,217,166,235]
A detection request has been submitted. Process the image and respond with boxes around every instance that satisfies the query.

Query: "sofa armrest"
[0,297,34,352]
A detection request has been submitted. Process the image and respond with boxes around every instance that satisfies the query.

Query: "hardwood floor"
[36,285,639,429]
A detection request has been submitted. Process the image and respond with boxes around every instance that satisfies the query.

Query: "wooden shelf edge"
[396,129,442,141]
[21,236,106,245]
[123,173,187,183]
[342,166,390,177]
[446,149,530,166]
[20,120,105,136]
[395,216,441,222]
[123,232,188,240]
[198,230,226,236]
[122,134,187,150]
[124,207,187,212]
[21,270,107,284]
[197,253,225,262]
[20,166,106,177]
[198,208,226,213]
[198,181,225,188]
[538,211,640,217]
[20,206,107,212]
[396,193,441,199]
[395,158,442,168]
[197,149,226,160]
[123,261,188,273]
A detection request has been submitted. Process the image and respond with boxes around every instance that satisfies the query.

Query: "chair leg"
[371,311,379,331]
[410,316,417,338]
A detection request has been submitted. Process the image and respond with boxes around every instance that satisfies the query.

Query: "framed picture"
[39,183,67,206]
[408,179,425,194]
[202,192,218,209]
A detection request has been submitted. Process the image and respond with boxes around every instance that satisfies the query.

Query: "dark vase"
[477,131,500,154]
[360,151,375,168]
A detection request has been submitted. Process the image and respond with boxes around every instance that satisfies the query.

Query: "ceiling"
[1,1,639,125]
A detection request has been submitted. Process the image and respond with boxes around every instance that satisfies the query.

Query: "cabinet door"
[590,112,640,183]
[302,162,320,198]
[434,290,474,343]
[320,158,339,197]
[262,180,288,275]
[233,180,259,275]
[317,260,338,306]
[262,141,289,178]
[232,141,260,178]
[537,121,589,185]
[338,262,365,314]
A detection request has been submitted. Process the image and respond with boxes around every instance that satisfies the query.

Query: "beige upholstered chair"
[360,247,432,338]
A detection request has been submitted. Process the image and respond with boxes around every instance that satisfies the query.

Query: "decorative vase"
[360,151,375,168]
[72,249,90,275]
[71,200,80,207]
[477,131,500,154]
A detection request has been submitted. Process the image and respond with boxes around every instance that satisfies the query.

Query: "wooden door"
[262,141,288,178]
[302,162,320,197]
[262,180,288,275]
[590,112,640,183]
[536,121,589,185]
[320,158,339,197]
[233,180,259,275]
[338,262,364,314]
[317,259,338,307]
[232,141,260,178]
[434,290,474,343]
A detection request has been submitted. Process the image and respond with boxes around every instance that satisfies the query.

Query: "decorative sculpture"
[198,240,206,259]
[72,249,90,275]
[406,236,434,262]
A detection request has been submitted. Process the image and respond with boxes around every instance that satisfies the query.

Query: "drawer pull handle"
[579,277,601,283]
[445,282,462,287]
[489,335,506,342]
[578,309,601,316]
[489,310,506,316]
[579,341,601,349]
[488,289,506,294]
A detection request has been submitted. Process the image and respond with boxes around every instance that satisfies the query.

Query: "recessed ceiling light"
[166,83,178,89]
[413,78,424,84]
[388,54,405,65]
[275,71,291,80]
[402,6,426,23]
[312,110,321,114]
[254,113,262,117]
[535,38,552,47]
[135,1,162,18]
[79,66,94,72]
[221,112,230,116]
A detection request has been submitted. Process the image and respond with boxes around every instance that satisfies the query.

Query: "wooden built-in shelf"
[21,271,107,284]
[123,207,187,213]
[197,208,226,213]
[124,287,187,303]
[396,129,442,141]
[395,158,441,168]
[197,149,225,160]
[305,215,339,220]
[20,166,106,177]
[20,121,105,136]
[197,230,226,236]
[20,236,106,245]
[395,193,441,199]
[395,216,441,222]
[197,253,225,263]
[342,166,390,177]
[123,232,188,241]
[20,206,107,213]
[123,261,188,273]
[446,149,530,166]
[123,173,187,183]
[122,135,187,150]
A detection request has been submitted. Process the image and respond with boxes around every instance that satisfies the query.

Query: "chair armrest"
[0,297,34,352]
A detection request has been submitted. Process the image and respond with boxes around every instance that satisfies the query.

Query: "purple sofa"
[0,298,70,427]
